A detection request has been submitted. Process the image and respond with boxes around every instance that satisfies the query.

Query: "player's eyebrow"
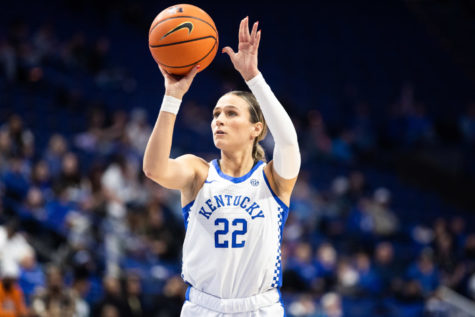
[213,105,240,112]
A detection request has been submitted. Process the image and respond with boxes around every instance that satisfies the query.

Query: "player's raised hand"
[159,64,200,100]
[222,17,261,81]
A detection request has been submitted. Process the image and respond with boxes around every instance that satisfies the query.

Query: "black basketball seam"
[150,35,216,48]
[153,38,218,68]
[150,15,218,36]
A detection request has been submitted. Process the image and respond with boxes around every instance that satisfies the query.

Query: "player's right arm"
[143,65,201,191]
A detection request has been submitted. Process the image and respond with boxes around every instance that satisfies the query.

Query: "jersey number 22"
[214,218,247,248]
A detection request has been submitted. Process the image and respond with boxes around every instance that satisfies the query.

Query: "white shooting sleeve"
[246,73,301,179]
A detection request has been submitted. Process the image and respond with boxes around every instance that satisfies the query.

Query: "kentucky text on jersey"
[198,194,265,220]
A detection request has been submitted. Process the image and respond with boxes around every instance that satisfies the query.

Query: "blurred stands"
[1,0,475,316]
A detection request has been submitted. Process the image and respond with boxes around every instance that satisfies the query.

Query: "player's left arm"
[222,16,300,204]
[246,73,300,204]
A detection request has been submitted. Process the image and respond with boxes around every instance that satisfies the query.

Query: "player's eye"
[213,112,220,118]
[227,111,237,117]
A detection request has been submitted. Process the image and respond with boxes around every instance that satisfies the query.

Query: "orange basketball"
[149,4,219,75]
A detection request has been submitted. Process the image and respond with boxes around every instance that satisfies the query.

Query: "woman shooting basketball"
[143,17,300,316]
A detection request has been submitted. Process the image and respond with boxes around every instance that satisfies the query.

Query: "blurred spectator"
[101,154,141,219]
[291,172,319,223]
[305,110,332,161]
[30,160,52,199]
[102,110,128,151]
[22,187,47,221]
[31,264,77,317]
[17,250,45,305]
[373,242,397,295]
[153,275,186,317]
[126,108,152,156]
[43,134,68,178]
[433,232,457,277]
[53,152,83,202]
[0,260,28,317]
[122,272,145,317]
[347,171,367,204]
[407,250,440,296]
[92,275,126,317]
[71,272,90,317]
[1,156,30,205]
[321,292,343,317]
[74,107,106,154]
[286,242,317,290]
[0,130,13,172]
[336,259,359,296]
[314,243,337,291]
[287,294,317,316]
[366,187,399,237]
[395,279,424,304]
[0,39,17,82]
[0,220,34,265]
[354,252,380,295]
[145,203,182,261]
[346,198,374,237]
[325,176,351,218]
[331,130,355,164]
[463,234,475,271]
[0,114,34,159]
[449,216,466,252]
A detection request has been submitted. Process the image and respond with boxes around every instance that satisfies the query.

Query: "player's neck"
[219,150,256,178]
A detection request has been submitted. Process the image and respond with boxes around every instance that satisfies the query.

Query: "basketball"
[148,4,219,75]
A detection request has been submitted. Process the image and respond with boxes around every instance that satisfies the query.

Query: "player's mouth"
[214,130,226,135]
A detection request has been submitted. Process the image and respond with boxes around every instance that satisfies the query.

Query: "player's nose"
[215,114,225,125]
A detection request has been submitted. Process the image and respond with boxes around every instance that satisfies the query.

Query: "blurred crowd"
[1,11,475,317]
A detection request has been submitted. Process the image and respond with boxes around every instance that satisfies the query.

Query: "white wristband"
[160,95,182,115]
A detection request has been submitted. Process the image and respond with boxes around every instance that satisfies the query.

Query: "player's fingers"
[243,16,251,42]
[158,65,172,79]
[239,17,246,43]
[254,30,261,52]
[250,21,259,43]
[186,64,200,80]
[222,46,236,60]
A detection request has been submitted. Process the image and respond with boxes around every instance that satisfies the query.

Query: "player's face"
[211,94,259,151]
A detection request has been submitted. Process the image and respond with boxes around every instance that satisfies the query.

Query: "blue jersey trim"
[212,159,264,183]
[181,200,195,229]
[262,170,290,212]
[185,286,191,301]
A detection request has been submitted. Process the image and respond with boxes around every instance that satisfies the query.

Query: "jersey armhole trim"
[212,159,264,183]
[181,200,195,229]
[262,170,290,212]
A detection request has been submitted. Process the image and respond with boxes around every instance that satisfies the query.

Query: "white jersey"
[181,159,289,299]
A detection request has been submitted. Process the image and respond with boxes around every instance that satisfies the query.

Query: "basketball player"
[143,17,300,316]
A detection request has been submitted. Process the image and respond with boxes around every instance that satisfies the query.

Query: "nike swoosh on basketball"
[161,22,194,40]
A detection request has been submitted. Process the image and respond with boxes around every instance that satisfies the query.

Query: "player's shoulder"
[176,154,209,167]
[177,154,211,203]
[176,154,210,177]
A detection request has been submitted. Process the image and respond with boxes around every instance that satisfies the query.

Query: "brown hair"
[225,91,268,162]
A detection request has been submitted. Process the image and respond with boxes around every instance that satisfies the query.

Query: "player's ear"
[251,122,263,138]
